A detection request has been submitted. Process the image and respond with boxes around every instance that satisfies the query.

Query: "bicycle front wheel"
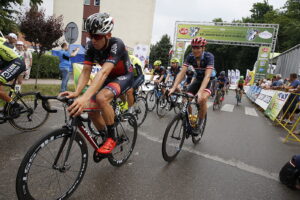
[133,96,148,127]
[156,95,168,118]
[16,128,88,200]
[162,114,186,162]
[9,92,49,131]
[146,90,156,111]
[108,113,137,167]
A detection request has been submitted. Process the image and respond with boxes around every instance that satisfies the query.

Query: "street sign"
[64,22,78,44]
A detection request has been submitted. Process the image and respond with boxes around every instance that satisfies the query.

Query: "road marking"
[221,104,234,112]
[139,131,278,181]
[245,107,258,117]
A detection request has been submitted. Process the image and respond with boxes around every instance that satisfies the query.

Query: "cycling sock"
[106,124,115,139]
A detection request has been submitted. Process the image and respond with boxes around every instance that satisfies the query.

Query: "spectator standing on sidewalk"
[57,43,79,92]
[15,41,25,91]
[270,74,283,90]
[23,44,32,80]
[5,33,17,49]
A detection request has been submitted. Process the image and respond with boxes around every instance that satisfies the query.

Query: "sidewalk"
[23,79,74,85]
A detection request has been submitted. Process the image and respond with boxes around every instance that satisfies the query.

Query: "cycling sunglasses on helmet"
[90,34,105,40]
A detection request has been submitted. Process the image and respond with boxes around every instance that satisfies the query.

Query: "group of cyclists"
[0,12,246,154]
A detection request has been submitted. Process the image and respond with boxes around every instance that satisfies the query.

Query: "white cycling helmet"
[85,13,114,35]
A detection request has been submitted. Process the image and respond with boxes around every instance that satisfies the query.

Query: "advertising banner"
[254,46,271,81]
[230,70,236,84]
[133,44,149,67]
[174,41,186,64]
[246,86,262,102]
[265,91,290,121]
[255,89,276,110]
[176,24,274,44]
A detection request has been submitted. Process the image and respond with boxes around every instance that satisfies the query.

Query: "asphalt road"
[0,91,299,200]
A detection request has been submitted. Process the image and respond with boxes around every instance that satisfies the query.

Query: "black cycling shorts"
[0,58,26,83]
[238,85,244,90]
[185,77,192,85]
[218,83,225,90]
[132,74,145,90]
[91,72,134,102]
[187,78,211,96]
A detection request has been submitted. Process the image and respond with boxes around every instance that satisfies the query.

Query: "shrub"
[30,53,60,78]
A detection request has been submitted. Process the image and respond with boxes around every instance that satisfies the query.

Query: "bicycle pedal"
[93,151,108,163]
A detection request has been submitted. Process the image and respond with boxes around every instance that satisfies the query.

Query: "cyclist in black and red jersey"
[60,13,134,154]
[169,37,214,129]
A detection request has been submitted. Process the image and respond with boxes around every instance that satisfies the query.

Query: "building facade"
[15,0,156,50]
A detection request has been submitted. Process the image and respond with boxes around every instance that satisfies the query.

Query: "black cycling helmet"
[220,71,225,76]
[85,13,114,35]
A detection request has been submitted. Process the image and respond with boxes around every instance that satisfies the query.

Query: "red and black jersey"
[84,37,132,78]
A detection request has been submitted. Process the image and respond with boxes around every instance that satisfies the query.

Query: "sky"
[151,0,287,44]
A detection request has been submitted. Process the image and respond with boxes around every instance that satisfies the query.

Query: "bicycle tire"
[8,92,49,131]
[156,95,168,118]
[162,113,186,162]
[134,96,148,127]
[16,128,88,200]
[192,113,207,144]
[146,90,156,111]
[108,113,137,167]
[213,93,219,111]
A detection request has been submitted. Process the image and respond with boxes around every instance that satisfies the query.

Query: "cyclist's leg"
[96,73,134,154]
[198,82,211,119]
[88,99,106,132]
[0,85,11,102]
[127,88,134,112]
[0,58,25,103]
[186,79,201,113]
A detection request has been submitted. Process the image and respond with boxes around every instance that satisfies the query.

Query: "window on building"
[84,0,90,5]
[95,0,100,6]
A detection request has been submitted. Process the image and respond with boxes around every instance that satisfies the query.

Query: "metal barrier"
[275,93,300,143]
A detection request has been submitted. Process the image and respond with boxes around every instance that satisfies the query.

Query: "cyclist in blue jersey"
[165,58,181,89]
[169,37,214,130]
[217,71,228,101]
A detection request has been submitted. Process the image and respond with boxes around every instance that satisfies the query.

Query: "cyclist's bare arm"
[68,62,114,116]
[165,74,170,83]
[170,66,187,92]
[81,62,114,100]
[197,68,212,95]
[60,64,92,98]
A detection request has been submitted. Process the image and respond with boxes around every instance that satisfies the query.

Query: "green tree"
[0,0,43,34]
[250,0,273,23]
[149,34,172,67]
[19,7,63,88]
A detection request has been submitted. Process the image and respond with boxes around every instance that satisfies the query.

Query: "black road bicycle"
[16,96,137,200]
[0,78,54,131]
[162,92,207,162]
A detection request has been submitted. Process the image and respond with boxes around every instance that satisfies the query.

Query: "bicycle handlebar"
[37,93,74,113]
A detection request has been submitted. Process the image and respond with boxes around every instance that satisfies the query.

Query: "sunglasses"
[192,46,201,49]
[90,34,105,40]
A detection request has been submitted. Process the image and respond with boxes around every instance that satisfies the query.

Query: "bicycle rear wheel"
[9,92,49,131]
[133,96,148,127]
[108,113,137,167]
[16,128,88,200]
[162,114,186,162]
[156,95,168,118]
[146,90,156,111]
